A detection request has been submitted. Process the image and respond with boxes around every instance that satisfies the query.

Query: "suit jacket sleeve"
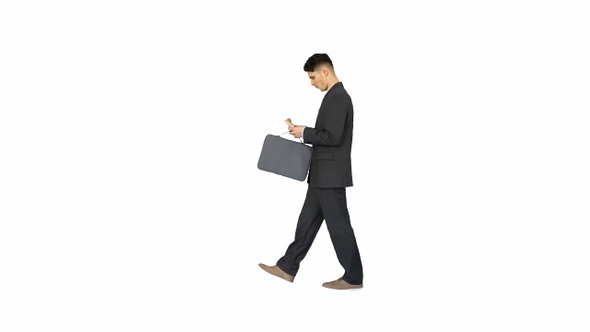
[303,92,349,146]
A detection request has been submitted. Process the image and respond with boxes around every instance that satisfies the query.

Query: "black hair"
[303,53,333,72]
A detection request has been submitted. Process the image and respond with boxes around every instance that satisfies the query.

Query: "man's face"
[307,67,328,91]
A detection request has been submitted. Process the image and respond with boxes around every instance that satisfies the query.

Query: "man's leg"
[317,187,363,285]
[276,186,324,277]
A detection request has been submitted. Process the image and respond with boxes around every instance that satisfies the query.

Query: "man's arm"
[302,94,349,146]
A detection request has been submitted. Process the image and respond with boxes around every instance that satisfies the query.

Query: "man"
[259,53,363,290]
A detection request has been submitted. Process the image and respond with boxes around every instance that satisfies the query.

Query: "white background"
[1,1,589,331]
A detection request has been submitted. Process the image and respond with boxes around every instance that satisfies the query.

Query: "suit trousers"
[277,186,363,285]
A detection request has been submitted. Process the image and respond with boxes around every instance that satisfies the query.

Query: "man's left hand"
[289,125,305,139]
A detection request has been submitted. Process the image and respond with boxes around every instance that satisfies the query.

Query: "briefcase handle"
[278,130,304,144]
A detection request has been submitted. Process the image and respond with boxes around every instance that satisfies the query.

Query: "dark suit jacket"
[303,82,353,188]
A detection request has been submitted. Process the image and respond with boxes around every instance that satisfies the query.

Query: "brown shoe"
[258,263,294,282]
[322,278,363,290]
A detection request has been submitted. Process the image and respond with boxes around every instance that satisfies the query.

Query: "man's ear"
[321,66,330,77]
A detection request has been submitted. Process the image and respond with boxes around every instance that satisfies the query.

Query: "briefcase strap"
[279,131,304,143]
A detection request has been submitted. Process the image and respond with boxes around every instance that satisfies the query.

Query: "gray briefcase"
[257,134,312,181]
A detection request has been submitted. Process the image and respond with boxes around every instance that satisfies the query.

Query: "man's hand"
[288,125,305,139]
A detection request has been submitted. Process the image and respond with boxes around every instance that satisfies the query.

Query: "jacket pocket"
[314,152,334,161]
